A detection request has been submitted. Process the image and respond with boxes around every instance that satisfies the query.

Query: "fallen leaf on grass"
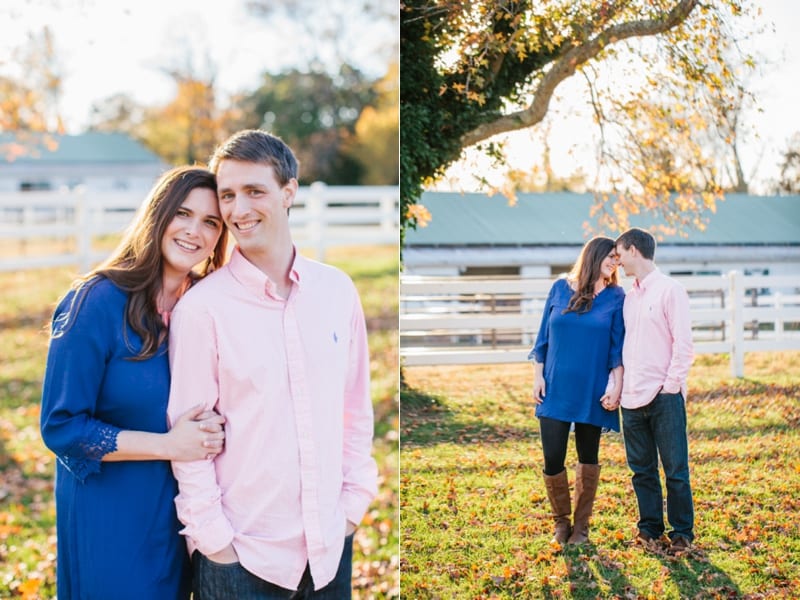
[17,578,41,600]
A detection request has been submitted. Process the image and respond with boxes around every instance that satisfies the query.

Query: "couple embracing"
[40,129,377,599]
[530,228,695,554]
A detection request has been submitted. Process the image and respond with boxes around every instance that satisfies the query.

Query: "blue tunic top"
[40,278,190,600]
[528,278,625,432]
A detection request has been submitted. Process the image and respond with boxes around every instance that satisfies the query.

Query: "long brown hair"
[564,237,618,314]
[73,166,228,359]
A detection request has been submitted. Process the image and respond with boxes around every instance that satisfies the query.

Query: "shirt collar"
[633,267,661,292]
[228,246,304,300]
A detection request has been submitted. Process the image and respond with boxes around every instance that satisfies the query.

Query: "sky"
[1,0,396,133]
[432,1,800,195]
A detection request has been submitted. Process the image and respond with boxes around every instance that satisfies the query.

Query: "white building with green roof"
[0,132,167,193]
[404,192,800,286]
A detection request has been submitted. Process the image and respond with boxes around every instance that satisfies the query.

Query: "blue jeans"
[622,391,694,542]
[192,534,354,599]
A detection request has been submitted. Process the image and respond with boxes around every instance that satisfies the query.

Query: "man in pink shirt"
[615,228,695,555]
[167,130,378,598]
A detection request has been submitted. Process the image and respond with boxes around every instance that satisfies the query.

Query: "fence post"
[21,200,34,255]
[775,293,784,340]
[729,270,745,377]
[307,181,326,261]
[76,188,92,273]
[380,193,395,237]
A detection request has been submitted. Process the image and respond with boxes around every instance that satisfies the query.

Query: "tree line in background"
[87,62,398,186]
[0,0,399,187]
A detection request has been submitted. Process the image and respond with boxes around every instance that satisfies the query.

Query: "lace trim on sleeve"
[58,422,120,483]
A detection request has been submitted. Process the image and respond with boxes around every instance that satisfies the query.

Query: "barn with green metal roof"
[0,132,168,193]
[404,192,800,283]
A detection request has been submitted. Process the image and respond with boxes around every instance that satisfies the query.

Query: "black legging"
[539,416,601,476]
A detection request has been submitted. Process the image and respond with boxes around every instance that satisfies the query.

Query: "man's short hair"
[615,227,656,260]
[209,129,298,185]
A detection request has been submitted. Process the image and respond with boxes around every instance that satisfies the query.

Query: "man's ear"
[283,178,298,209]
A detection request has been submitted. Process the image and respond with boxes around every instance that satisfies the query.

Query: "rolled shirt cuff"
[181,512,236,557]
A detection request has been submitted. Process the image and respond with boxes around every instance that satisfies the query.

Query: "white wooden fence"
[0,183,399,272]
[400,273,800,377]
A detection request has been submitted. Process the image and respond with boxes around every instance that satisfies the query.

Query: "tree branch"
[460,0,698,148]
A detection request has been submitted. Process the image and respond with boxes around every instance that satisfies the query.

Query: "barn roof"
[0,132,162,165]
[406,192,800,246]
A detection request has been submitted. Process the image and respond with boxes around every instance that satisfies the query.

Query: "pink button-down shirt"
[620,268,694,409]
[166,247,378,590]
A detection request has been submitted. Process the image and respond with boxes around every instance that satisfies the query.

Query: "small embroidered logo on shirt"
[333,332,338,343]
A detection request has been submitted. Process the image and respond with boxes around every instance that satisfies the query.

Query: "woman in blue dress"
[529,236,625,546]
[40,166,229,599]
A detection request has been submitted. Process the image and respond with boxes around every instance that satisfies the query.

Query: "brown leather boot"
[567,463,601,545]
[543,470,572,544]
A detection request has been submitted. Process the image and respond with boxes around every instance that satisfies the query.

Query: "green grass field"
[401,353,800,599]
[0,245,399,599]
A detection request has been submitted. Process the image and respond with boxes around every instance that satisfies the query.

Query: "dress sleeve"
[340,285,379,526]
[528,280,557,363]
[40,283,122,483]
[607,288,625,370]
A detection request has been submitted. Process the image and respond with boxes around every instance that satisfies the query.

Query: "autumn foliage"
[400,1,760,246]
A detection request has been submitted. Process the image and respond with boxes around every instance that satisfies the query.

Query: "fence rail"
[400,273,800,377]
[0,183,399,271]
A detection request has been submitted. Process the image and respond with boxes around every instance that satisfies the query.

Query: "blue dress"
[528,278,625,432]
[40,278,190,600]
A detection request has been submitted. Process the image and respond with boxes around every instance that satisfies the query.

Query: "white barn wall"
[0,163,166,193]
[404,246,800,293]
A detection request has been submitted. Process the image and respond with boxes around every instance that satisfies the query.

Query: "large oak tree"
[400,0,757,246]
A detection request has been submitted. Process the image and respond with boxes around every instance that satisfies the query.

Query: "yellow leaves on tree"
[345,63,399,185]
[406,204,432,228]
[1,25,65,160]
[407,1,759,241]
[140,78,222,167]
